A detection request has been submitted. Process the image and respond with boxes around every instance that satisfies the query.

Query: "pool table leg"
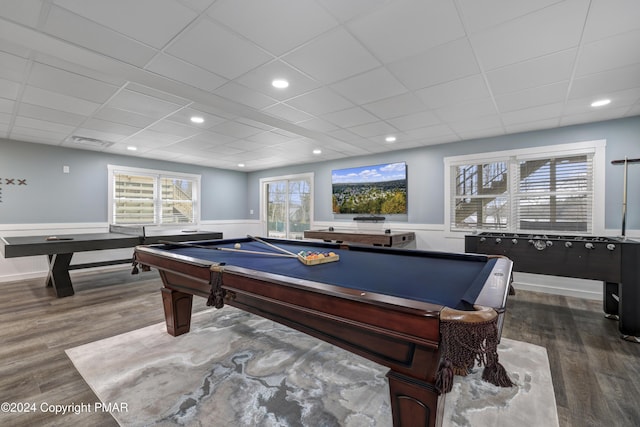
[161,287,193,337]
[387,371,444,427]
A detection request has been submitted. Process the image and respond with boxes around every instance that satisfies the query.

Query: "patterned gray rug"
[66,307,558,426]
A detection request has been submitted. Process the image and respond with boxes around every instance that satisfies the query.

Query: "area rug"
[66,308,558,427]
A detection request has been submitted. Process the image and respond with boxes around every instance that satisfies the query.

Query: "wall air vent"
[70,136,114,148]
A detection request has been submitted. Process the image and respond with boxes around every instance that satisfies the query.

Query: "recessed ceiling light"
[190,116,204,124]
[313,149,322,155]
[127,146,137,151]
[237,163,245,168]
[591,99,611,107]
[272,79,289,89]
[385,136,397,143]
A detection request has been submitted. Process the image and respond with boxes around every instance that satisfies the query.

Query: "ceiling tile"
[495,82,569,113]
[81,118,140,137]
[485,49,577,96]
[71,128,128,143]
[582,0,640,43]
[21,85,101,116]
[402,123,457,141]
[148,120,202,139]
[14,115,75,135]
[470,0,590,70]
[213,82,277,111]
[330,67,406,105]
[435,98,497,123]
[246,131,297,146]
[348,120,399,138]
[54,0,198,49]
[105,89,183,120]
[209,120,264,139]
[564,88,640,115]
[124,129,185,147]
[316,0,389,23]
[44,6,157,67]
[415,74,489,109]
[560,106,632,127]
[93,107,157,128]
[181,131,236,147]
[207,0,338,56]
[262,103,314,124]
[165,108,227,129]
[0,77,20,100]
[0,103,12,118]
[457,0,562,34]
[235,60,321,101]
[282,27,380,84]
[447,115,503,133]
[348,0,465,63]
[28,62,118,103]
[285,88,354,116]
[363,92,426,120]
[11,127,67,143]
[322,106,378,128]
[165,18,272,79]
[145,54,228,93]
[569,64,640,100]
[0,0,43,27]
[0,50,29,82]
[387,110,442,131]
[297,117,338,133]
[17,102,85,126]
[388,38,480,90]
[501,102,564,126]
[575,30,640,77]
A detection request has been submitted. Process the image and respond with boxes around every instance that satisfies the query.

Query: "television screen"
[331,162,407,214]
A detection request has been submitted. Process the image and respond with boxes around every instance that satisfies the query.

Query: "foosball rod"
[611,157,640,238]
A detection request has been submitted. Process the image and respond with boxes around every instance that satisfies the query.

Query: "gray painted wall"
[1,116,638,230]
[0,138,248,223]
[247,116,640,231]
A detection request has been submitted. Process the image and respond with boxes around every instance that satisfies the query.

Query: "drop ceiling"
[1,0,639,171]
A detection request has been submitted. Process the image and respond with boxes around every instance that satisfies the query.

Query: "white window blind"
[453,162,509,230]
[516,155,593,233]
[109,166,200,225]
[447,143,600,234]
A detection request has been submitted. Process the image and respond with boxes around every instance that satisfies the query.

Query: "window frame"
[107,164,201,226]
[444,140,606,235]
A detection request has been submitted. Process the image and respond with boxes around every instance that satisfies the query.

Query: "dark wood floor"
[1,268,639,426]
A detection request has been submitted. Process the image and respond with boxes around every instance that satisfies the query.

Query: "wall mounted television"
[331,162,407,214]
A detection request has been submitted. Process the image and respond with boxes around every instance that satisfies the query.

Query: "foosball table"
[465,232,640,342]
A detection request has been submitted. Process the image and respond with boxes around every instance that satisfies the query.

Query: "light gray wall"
[2,116,638,230]
[0,138,248,223]
[248,116,640,231]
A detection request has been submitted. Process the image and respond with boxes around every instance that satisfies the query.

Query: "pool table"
[133,237,513,427]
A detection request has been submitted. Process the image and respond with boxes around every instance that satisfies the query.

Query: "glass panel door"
[288,178,311,239]
[265,176,311,239]
[266,181,287,238]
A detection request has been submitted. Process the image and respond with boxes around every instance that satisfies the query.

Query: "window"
[445,140,605,234]
[108,165,200,225]
[260,173,313,239]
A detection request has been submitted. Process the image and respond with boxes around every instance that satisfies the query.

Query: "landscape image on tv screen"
[331,162,407,214]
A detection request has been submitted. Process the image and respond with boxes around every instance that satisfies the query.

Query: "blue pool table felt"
[161,241,496,310]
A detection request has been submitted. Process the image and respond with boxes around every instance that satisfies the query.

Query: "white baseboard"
[2,221,633,300]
